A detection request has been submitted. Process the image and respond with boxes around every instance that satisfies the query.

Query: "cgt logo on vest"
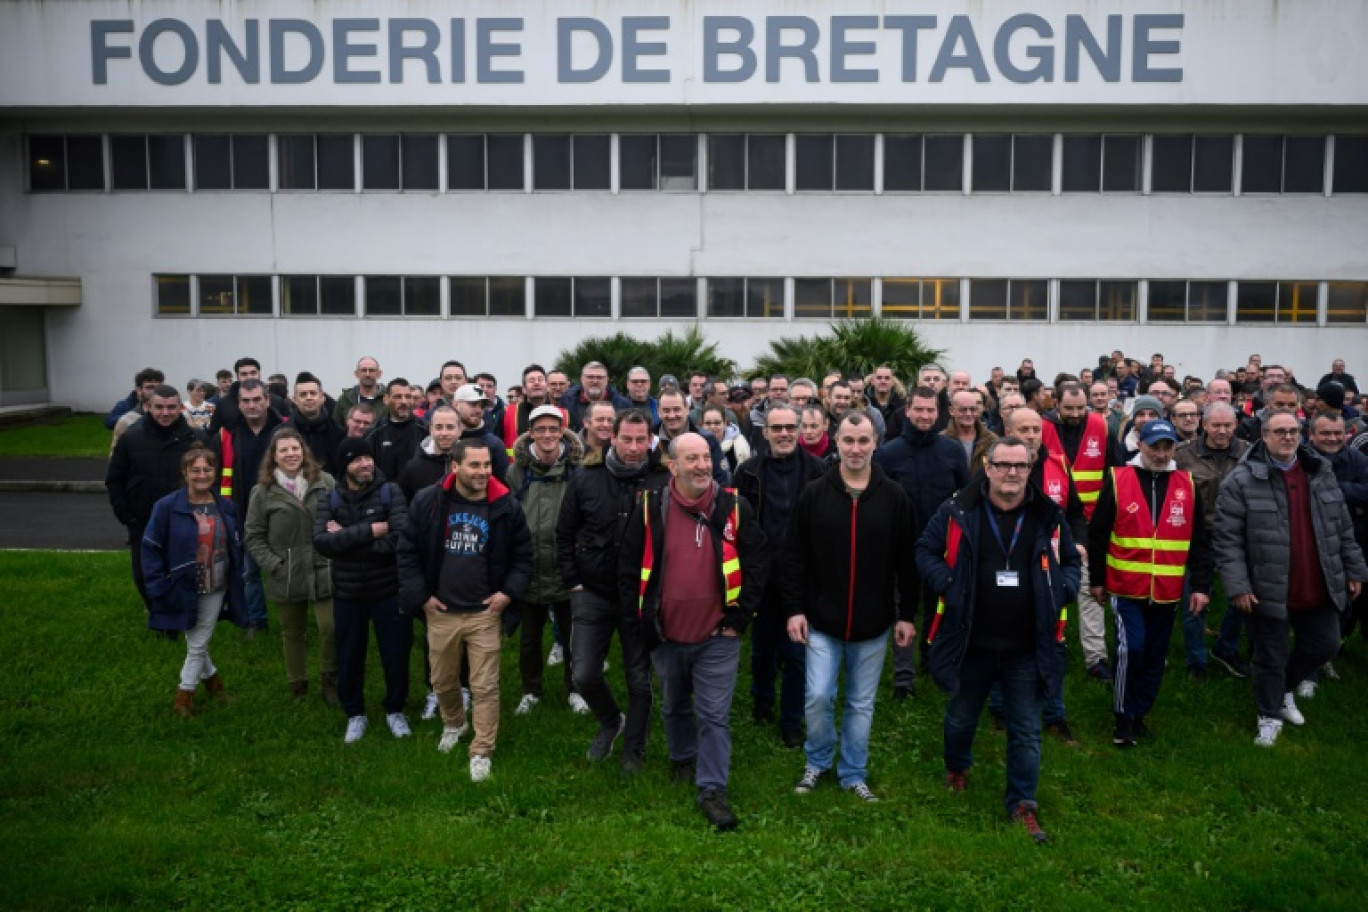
[1084,437,1102,459]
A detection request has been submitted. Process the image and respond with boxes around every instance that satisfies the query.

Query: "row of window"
[30,132,1368,195]
[154,275,1368,325]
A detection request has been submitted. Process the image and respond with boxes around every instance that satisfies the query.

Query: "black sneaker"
[1113,714,1136,749]
[671,759,696,785]
[780,728,805,750]
[1010,804,1050,845]
[1187,665,1207,684]
[1211,650,1251,679]
[587,713,625,762]
[1086,660,1114,684]
[1045,720,1079,746]
[698,789,738,831]
[893,684,915,702]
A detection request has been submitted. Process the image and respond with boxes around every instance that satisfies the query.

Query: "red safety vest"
[1105,467,1195,604]
[1069,413,1109,521]
[501,403,569,456]
[637,488,742,615]
[1040,419,1065,460]
[218,428,235,498]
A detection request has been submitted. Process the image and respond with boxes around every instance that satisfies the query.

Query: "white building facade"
[1,0,1365,408]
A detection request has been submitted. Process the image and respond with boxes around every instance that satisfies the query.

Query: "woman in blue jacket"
[142,443,248,717]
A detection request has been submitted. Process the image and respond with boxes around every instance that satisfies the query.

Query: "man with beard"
[290,372,345,471]
[368,379,425,482]
[452,384,510,482]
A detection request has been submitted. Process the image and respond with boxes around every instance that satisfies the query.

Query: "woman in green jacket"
[245,427,338,703]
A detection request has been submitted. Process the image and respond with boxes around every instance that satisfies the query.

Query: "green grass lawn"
[0,414,109,458]
[1,551,1363,910]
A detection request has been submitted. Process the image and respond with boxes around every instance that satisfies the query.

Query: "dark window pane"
[621,278,657,316]
[489,277,526,316]
[28,135,65,191]
[362,135,401,190]
[1278,281,1318,324]
[1147,281,1186,322]
[969,279,1009,319]
[402,135,439,190]
[924,135,963,191]
[836,135,875,191]
[1058,280,1097,321]
[282,276,318,315]
[619,135,657,191]
[148,135,185,190]
[795,135,834,191]
[1010,280,1049,320]
[198,275,235,315]
[1327,281,1368,322]
[881,278,920,318]
[232,135,269,189]
[747,135,786,190]
[319,277,356,315]
[1102,136,1140,192]
[1188,281,1228,321]
[405,277,440,316]
[972,134,1011,192]
[366,275,403,316]
[1013,135,1052,191]
[708,135,745,190]
[1283,136,1325,193]
[1151,135,1192,193]
[1241,135,1282,193]
[747,278,784,317]
[450,277,487,316]
[1061,135,1101,192]
[66,136,105,190]
[317,135,355,190]
[794,278,832,318]
[278,135,316,189]
[238,276,273,315]
[1236,281,1277,323]
[110,136,148,190]
[1333,135,1368,193]
[535,277,573,316]
[487,135,525,190]
[924,278,960,319]
[659,135,697,190]
[573,135,611,190]
[659,278,697,317]
[883,135,922,191]
[574,277,612,316]
[707,278,745,316]
[533,135,571,190]
[835,278,872,318]
[156,275,190,315]
[1192,136,1233,192]
[1099,281,1137,320]
[447,135,486,190]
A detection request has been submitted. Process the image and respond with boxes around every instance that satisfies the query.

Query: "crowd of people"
[103,350,1368,841]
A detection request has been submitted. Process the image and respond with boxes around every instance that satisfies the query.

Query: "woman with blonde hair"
[245,426,339,703]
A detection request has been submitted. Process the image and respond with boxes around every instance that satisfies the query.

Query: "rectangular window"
[450,277,488,316]
[1150,135,1193,193]
[316,135,355,190]
[881,278,960,320]
[1061,135,1102,192]
[746,277,785,316]
[28,135,66,191]
[1059,280,1137,321]
[364,276,440,316]
[707,278,745,317]
[620,278,698,318]
[147,135,186,190]
[1188,281,1228,322]
[193,135,268,190]
[198,275,272,316]
[1241,135,1282,193]
[924,135,964,191]
[619,136,656,191]
[278,135,317,190]
[794,278,871,319]
[487,135,525,190]
[232,135,270,189]
[707,135,746,190]
[402,135,439,190]
[573,135,611,190]
[1193,135,1234,193]
[969,279,1009,319]
[451,277,525,317]
[361,134,439,191]
[281,276,319,315]
[1283,136,1325,193]
[447,135,486,190]
[748,135,786,190]
[283,277,354,315]
[1334,135,1368,193]
[972,134,1051,192]
[574,277,612,317]
[972,134,1011,192]
[1327,281,1368,323]
[1102,135,1141,192]
[110,135,149,190]
[64,136,105,190]
[836,135,875,191]
[1235,281,1277,323]
[155,275,191,315]
[533,135,571,190]
[795,135,835,191]
[362,135,401,190]
[237,276,273,315]
[405,276,440,316]
[197,275,236,314]
[1146,281,1187,322]
[31,135,106,191]
[659,135,698,191]
[1277,281,1319,323]
[318,276,356,315]
[489,276,526,316]
[534,277,573,316]
[706,278,782,317]
[969,279,1046,320]
[620,278,657,317]
[883,135,924,191]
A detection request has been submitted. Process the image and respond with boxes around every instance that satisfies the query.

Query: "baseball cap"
[728,385,751,404]
[452,383,490,404]
[1138,420,1179,445]
[659,374,679,391]
[529,404,564,426]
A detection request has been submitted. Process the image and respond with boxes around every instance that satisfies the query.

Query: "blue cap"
[1138,420,1179,445]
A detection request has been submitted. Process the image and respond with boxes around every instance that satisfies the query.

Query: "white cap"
[529,405,564,426]
[452,383,490,404]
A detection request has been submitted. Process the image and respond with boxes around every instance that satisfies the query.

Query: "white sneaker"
[516,694,540,716]
[422,691,439,720]
[1280,692,1305,726]
[1255,716,1283,747]
[386,712,412,738]
[470,755,492,782]
[602,659,610,673]
[344,715,368,744]
[437,723,468,753]
[547,643,564,666]
[1322,661,1340,681]
[1296,679,1317,700]
[462,687,472,713]
[567,693,590,715]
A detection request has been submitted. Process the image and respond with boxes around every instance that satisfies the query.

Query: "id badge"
[996,571,1020,588]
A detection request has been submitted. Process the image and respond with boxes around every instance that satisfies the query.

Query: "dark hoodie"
[559,383,632,432]
[873,420,971,534]
[290,406,346,473]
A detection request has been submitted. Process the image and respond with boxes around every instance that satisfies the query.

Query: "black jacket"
[312,479,408,603]
[397,439,450,502]
[659,418,729,485]
[368,415,426,482]
[733,449,829,523]
[556,448,671,601]
[397,474,533,613]
[106,415,209,526]
[617,484,768,646]
[781,464,919,642]
[873,421,970,534]
[290,407,346,474]
[459,426,511,483]
[208,381,289,434]
[559,383,632,432]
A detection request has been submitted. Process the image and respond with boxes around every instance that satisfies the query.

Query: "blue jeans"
[988,641,1066,725]
[944,648,1045,814]
[1181,576,1244,668]
[653,635,741,793]
[1112,596,1177,720]
[804,629,888,788]
[750,602,806,733]
[242,547,268,628]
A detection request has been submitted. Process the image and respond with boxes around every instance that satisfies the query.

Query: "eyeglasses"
[768,424,798,434]
[1267,428,1301,437]
[1173,412,1199,420]
[988,462,1031,474]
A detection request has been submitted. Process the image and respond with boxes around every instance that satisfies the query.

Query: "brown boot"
[291,680,309,699]
[321,672,341,708]
[174,688,195,718]
[203,673,235,704]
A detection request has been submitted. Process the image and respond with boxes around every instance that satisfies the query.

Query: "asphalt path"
[0,492,129,550]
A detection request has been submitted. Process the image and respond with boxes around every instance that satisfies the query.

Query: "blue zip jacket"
[141,488,248,632]
[915,481,1080,700]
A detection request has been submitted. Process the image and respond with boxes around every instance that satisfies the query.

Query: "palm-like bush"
[554,326,736,388]
[553,333,653,389]
[751,318,944,382]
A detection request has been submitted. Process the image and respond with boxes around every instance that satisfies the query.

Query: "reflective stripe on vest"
[218,428,235,498]
[1070,413,1109,520]
[1105,467,1195,603]
[638,488,742,615]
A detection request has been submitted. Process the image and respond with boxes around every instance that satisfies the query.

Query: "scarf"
[605,446,648,480]
[275,468,308,501]
[800,433,830,459]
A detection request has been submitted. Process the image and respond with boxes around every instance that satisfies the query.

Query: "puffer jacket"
[244,473,335,602]
[106,414,209,526]
[1212,442,1368,618]
[141,488,248,631]
[873,421,970,534]
[312,478,408,603]
[506,428,584,603]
